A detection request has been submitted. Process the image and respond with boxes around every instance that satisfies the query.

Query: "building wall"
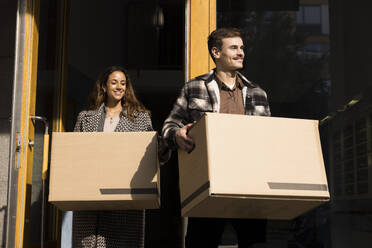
[0,0,17,247]
[329,0,372,110]
[329,0,372,247]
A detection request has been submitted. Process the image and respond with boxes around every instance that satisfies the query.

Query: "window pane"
[304,6,321,24]
[296,6,304,24]
[215,0,368,247]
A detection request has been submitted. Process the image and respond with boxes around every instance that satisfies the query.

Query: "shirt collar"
[214,73,244,91]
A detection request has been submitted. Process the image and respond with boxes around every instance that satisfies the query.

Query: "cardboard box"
[49,132,160,211]
[178,113,329,220]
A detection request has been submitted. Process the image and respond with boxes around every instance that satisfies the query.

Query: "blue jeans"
[61,211,73,248]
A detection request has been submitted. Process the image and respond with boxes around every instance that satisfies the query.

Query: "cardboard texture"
[49,132,160,211]
[178,113,330,220]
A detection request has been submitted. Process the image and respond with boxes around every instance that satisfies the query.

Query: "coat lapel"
[84,104,104,132]
[114,113,126,132]
[206,80,219,112]
[237,72,257,115]
[197,70,257,113]
[114,109,135,132]
[201,70,219,112]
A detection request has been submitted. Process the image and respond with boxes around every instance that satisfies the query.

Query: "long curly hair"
[88,65,149,121]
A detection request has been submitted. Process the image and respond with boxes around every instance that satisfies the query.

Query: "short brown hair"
[208,28,242,61]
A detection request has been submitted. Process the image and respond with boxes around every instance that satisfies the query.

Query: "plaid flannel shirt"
[161,69,271,153]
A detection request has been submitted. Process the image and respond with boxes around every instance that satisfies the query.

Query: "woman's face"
[104,71,127,104]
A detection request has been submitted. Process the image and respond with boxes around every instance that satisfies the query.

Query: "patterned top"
[72,103,153,248]
[74,104,153,132]
[161,69,270,152]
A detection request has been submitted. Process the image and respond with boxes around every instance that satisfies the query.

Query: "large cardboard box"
[49,132,160,211]
[178,113,329,220]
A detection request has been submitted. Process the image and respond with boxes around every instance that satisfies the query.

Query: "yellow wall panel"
[189,0,216,79]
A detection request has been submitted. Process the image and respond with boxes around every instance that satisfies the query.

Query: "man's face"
[213,37,245,71]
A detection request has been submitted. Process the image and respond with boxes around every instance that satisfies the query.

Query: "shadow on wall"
[29,188,43,246]
[1,205,6,248]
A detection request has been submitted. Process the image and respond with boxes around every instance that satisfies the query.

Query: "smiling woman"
[87,66,150,125]
[72,65,153,248]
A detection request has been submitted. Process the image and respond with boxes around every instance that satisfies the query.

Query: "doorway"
[63,1,185,246]
[32,0,185,247]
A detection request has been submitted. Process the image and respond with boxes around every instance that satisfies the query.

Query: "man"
[161,28,270,247]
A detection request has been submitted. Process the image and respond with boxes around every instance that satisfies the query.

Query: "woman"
[73,66,152,248]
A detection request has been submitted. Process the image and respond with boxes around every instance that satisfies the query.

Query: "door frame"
[6,0,40,247]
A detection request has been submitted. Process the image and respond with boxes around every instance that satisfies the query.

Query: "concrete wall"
[0,0,17,246]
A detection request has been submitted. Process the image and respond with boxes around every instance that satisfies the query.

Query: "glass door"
[26,1,70,247]
[7,0,69,247]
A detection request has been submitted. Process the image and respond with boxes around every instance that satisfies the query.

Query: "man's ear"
[211,47,220,60]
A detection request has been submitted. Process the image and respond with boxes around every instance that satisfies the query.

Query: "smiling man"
[161,28,271,247]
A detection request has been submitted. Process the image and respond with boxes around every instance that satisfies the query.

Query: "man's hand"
[175,123,194,152]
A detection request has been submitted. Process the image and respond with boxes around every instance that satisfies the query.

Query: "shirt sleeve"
[161,85,190,150]
[142,112,154,131]
[262,90,271,117]
[73,111,86,132]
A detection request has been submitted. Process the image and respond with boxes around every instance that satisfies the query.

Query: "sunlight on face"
[105,71,127,104]
[214,37,245,71]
